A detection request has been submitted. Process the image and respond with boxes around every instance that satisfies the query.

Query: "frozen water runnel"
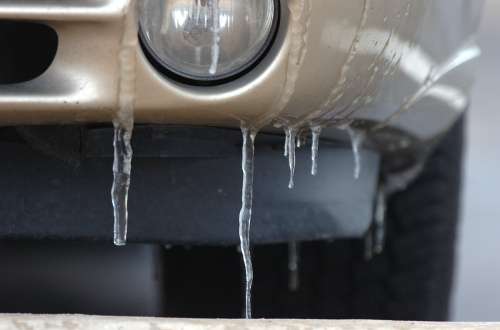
[315,0,371,120]
[239,126,257,319]
[373,41,481,131]
[112,125,133,246]
[250,0,311,130]
[282,0,372,133]
[338,26,398,120]
[209,0,220,75]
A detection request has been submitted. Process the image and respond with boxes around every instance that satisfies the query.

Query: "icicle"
[310,126,322,176]
[112,0,139,246]
[364,229,374,261]
[296,134,306,149]
[285,127,297,189]
[239,126,256,319]
[284,132,290,157]
[373,188,386,254]
[364,188,387,259]
[112,124,133,246]
[288,241,300,292]
[209,0,220,75]
[346,127,366,179]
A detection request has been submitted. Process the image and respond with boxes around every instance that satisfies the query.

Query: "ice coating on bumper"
[233,0,480,148]
[238,0,479,187]
[250,0,312,131]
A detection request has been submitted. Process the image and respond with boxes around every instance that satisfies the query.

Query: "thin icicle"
[285,127,297,189]
[311,126,322,176]
[373,188,386,254]
[284,132,290,157]
[209,0,220,75]
[364,187,387,259]
[239,126,256,319]
[288,241,300,292]
[112,124,133,246]
[346,127,366,179]
[296,134,306,149]
[364,229,374,261]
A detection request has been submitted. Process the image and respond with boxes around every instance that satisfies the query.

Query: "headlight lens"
[140,0,277,83]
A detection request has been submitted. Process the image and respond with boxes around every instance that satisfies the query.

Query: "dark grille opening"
[0,20,58,85]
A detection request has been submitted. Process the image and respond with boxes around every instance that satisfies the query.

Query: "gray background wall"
[451,0,500,321]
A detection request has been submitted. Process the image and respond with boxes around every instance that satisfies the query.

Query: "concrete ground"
[1,314,499,330]
[450,0,500,322]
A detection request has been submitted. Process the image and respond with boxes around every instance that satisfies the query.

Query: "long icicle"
[112,125,133,246]
[239,126,256,319]
[112,0,139,246]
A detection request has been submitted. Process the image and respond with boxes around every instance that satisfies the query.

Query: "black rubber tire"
[161,117,463,320]
[251,117,463,320]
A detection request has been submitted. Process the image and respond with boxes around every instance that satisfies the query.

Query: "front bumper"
[0,0,483,145]
[0,0,483,244]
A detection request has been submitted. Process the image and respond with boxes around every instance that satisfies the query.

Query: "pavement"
[1,314,499,330]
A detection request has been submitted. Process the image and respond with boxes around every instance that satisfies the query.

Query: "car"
[0,0,484,321]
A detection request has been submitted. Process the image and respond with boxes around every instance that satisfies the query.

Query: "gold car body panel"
[0,0,483,142]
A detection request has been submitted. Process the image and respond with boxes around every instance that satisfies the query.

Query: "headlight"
[140,0,278,84]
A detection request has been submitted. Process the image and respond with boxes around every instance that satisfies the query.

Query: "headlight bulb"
[140,0,278,83]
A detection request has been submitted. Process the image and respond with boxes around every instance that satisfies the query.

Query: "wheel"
[251,117,463,321]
